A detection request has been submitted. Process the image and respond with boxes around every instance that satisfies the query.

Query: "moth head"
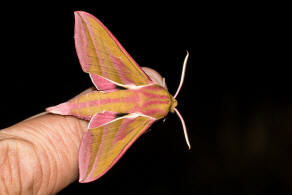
[143,52,190,150]
[170,96,178,113]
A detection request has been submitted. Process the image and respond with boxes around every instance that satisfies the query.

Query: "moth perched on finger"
[47,11,190,183]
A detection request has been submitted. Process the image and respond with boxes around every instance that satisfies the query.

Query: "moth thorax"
[170,96,178,113]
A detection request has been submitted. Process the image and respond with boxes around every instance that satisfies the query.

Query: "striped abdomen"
[52,84,173,120]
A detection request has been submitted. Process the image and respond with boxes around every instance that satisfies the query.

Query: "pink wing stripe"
[74,12,117,91]
[89,73,117,92]
[79,131,93,181]
[75,11,152,82]
[81,13,107,77]
[79,112,117,181]
[97,120,154,180]
[112,118,135,145]
[86,122,111,180]
[110,54,133,85]
[86,118,154,182]
[74,11,91,73]
[88,112,117,129]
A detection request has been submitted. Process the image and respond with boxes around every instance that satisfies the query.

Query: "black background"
[0,4,291,195]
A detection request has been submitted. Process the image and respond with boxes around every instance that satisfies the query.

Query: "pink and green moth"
[47,11,190,183]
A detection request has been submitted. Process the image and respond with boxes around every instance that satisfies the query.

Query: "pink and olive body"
[49,85,177,121]
[47,11,189,183]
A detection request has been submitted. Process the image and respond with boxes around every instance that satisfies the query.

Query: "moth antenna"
[174,51,189,98]
[174,108,191,150]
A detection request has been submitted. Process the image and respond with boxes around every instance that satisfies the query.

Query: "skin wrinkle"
[55,122,73,172]
[71,117,85,147]
[23,140,41,194]
[40,118,72,192]
[59,118,76,150]
[0,141,9,169]
[13,122,52,194]
[7,144,14,188]
[0,114,88,194]
[16,147,22,194]
[69,118,85,164]
[30,141,42,195]
[0,147,9,194]
[30,116,79,194]
[40,123,59,194]
[55,118,80,182]
[22,138,43,195]
[0,172,9,194]
[0,137,39,194]
[26,119,58,193]
[23,127,52,194]
[7,144,13,188]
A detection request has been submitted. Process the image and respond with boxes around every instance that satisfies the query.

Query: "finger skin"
[0,114,88,194]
